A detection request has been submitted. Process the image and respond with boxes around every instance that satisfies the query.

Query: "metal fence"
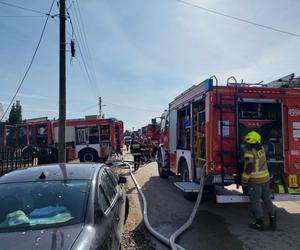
[0,147,38,177]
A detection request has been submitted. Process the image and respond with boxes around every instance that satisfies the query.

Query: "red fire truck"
[53,116,124,162]
[3,116,124,163]
[141,121,161,156]
[157,73,300,202]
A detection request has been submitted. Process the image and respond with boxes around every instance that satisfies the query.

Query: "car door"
[99,169,120,250]
[106,169,126,245]
[97,176,114,250]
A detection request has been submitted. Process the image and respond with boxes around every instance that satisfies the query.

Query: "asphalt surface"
[120,151,300,250]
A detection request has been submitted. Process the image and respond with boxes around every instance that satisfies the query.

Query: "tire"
[157,152,169,178]
[49,147,58,163]
[38,147,50,164]
[79,149,98,162]
[180,161,197,201]
[22,146,38,159]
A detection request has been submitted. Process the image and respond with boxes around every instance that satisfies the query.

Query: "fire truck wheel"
[157,152,169,178]
[79,149,98,162]
[22,146,38,158]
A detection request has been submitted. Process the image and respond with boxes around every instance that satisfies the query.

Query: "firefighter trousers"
[248,182,275,220]
[133,155,141,171]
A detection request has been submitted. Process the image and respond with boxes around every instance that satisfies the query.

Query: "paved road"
[121,151,300,250]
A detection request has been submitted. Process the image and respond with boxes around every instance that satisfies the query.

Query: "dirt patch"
[121,228,156,250]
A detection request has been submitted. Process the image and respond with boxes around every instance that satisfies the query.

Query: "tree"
[124,130,131,136]
[8,101,22,124]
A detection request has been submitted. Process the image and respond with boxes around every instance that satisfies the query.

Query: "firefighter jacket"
[242,144,270,184]
[131,141,141,156]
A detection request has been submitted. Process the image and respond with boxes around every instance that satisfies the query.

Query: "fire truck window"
[177,108,191,150]
[76,128,88,145]
[36,125,48,147]
[6,127,16,148]
[18,127,27,148]
[89,126,99,144]
[29,126,36,145]
[161,118,166,132]
[100,125,110,141]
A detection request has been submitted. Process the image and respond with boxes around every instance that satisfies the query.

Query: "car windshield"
[0,180,90,232]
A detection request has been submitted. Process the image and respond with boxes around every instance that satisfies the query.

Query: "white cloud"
[0,91,49,100]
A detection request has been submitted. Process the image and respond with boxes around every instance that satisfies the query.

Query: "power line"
[74,0,99,86]
[67,4,99,100]
[68,15,97,99]
[0,0,56,122]
[174,0,300,38]
[70,0,100,94]
[0,1,47,15]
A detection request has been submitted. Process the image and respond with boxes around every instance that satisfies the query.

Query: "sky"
[0,0,300,130]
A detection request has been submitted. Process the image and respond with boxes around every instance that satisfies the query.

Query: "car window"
[100,170,117,206]
[0,180,89,232]
[105,169,118,187]
[98,185,109,212]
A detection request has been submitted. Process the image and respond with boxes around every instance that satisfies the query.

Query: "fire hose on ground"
[120,160,206,250]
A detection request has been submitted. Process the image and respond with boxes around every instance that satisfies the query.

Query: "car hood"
[0,223,84,250]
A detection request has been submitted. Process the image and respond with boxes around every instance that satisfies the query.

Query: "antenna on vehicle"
[39,171,48,179]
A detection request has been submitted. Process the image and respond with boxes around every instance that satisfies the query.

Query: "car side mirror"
[118,176,127,184]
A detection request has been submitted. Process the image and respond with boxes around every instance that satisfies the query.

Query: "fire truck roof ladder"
[266,73,300,88]
[215,76,240,189]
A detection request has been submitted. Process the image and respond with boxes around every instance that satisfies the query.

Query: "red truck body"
[158,75,300,196]
[3,116,124,162]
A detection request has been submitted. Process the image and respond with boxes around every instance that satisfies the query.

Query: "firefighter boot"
[248,218,264,231]
[269,212,277,231]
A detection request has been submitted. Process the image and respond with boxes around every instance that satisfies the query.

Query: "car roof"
[0,163,105,183]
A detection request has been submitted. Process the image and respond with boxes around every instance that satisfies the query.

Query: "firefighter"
[242,131,276,231]
[144,137,153,162]
[131,138,141,171]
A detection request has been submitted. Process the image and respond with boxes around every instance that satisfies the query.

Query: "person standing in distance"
[131,138,141,171]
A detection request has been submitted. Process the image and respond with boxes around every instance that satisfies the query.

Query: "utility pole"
[99,96,102,118]
[58,0,66,163]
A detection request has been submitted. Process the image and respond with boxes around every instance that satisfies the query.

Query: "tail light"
[216,163,222,172]
[209,162,223,172]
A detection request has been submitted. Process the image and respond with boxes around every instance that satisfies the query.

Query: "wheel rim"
[84,153,94,162]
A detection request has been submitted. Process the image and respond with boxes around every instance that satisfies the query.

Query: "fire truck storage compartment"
[238,100,283,160]
[237,99,285,190]
[192,100,206,170]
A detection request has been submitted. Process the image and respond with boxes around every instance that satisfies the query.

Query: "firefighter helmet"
[244,131,261,144]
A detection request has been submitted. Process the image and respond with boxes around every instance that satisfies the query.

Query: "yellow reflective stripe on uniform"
[132,144,140,149]
[242,173,250,180]
[255,159,260,172]
[244,153,254,158]
[250,171,269,179]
